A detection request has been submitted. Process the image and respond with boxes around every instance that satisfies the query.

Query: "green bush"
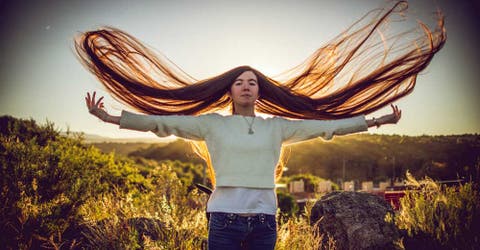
[160,160,206,191]
[277,191,299,217]
[0,116,158,249]
[396,172,480,249]
[0,116,58,146]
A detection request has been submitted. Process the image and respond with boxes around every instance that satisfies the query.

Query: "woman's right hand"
[85,91,109,121]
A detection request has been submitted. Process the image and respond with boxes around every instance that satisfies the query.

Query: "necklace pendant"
[248,128,254,134]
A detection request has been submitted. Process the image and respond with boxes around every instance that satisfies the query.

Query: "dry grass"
[77,192,336,249]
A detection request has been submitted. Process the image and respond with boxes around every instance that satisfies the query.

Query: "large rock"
[310,191,400,250]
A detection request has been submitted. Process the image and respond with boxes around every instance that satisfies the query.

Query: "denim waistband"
[211,212,275,223]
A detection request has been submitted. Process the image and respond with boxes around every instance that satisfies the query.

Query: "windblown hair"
[75,1,446,186]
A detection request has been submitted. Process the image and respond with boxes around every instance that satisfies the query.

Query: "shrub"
[0,116,58,146]
[277,191,299,217]
[160,160,206,192]
[396,172,480,249]
[0,116,156,248]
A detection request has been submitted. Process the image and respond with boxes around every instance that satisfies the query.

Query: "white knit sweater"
[119,110,368,188]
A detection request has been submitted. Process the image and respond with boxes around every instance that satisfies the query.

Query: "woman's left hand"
[381,104,402,125]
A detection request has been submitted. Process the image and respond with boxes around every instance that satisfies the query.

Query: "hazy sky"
[0,0,479,139]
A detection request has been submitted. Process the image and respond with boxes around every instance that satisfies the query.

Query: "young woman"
[77,2,445,249]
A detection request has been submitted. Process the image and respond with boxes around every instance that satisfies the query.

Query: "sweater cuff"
[357,114,369,132]
[349,114,369,133]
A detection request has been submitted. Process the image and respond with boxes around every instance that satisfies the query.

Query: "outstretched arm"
[85,91,213,140]
[365,104,402,128]
[280,104,401,144]
[85,91,120,125]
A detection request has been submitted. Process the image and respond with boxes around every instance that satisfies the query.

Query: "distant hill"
[127,139,203,164]
[60,131,167,144]
[59,132,169,155]
[89,142,166,156]
[284,133,480,182]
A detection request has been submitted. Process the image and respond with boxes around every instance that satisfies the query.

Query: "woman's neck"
[233,105,256,117]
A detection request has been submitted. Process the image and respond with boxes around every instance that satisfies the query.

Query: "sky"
[0,0,479,140]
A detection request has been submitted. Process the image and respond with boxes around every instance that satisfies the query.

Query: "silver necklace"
[241,116,256,135]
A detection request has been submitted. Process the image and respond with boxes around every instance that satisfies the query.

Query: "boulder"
[310,191,400,250]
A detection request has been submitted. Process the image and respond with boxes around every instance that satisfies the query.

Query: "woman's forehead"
[235,70,257,80]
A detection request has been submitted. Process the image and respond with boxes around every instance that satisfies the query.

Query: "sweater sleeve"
[119,110,214,140]
[278,115,368,144]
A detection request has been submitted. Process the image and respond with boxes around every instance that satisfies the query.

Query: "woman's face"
[229,70,259,107]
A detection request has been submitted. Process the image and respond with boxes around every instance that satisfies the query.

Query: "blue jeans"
[207,212,277,250]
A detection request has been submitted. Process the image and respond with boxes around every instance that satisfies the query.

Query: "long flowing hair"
[75,1,446,186]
